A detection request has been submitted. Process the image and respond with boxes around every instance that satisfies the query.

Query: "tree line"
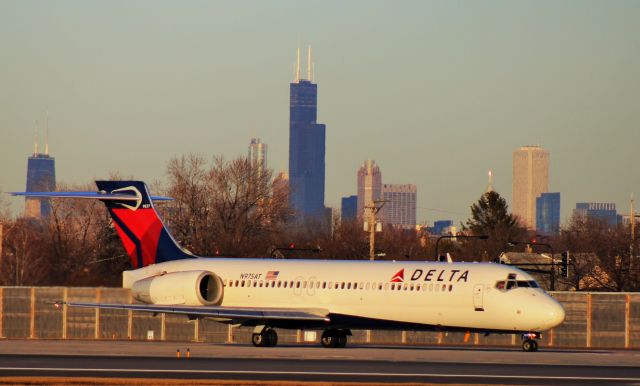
[0,154,638,291]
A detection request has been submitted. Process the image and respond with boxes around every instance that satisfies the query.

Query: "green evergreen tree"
[461,191,526,261]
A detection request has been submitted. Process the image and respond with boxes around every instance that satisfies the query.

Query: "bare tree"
[164,154,291,257]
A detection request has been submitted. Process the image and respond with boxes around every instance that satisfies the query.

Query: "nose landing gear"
[521,332,540,352]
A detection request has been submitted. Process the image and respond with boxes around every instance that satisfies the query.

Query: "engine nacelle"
[131,270,224,306]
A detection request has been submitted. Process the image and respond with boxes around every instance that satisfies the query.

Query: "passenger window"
[271,281,276,288]
[379,283,383,290]
[391,284,395,290]
[235,280,239,287]
[322,282,327,289]
[290,281,294,288]
[429,284,434,291]
[296,282,301,288]
[384,283,389,290]
[277,281,281,288]
[347,282,351,290]
[366,282,370,290]
[253,281,257,287]
[328,282,333,289]
[448,284,453,292]
[283,281,288,288]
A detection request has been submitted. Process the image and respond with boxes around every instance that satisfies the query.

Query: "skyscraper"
[289,46,326,220]
[248,138,267,177]
[574,202,620,227]
[357,160,382,220]
[341,195,357,222]
[512,146,549,229]
[381,184,417,229]
[25,120,56,218]
[536,192,560,235]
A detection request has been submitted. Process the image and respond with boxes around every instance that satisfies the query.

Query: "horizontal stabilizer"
[10,191,173,201]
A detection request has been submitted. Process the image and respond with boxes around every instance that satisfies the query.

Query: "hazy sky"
[1,0,639,225]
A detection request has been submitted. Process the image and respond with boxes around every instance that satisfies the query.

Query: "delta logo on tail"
[390,269,404,282]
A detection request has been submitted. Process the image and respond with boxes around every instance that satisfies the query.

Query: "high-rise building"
[25,122,56,218]
[288,46,326,221]
[381,184,417,229]
[512,146,549,229]
[357,160,382,220]
[341,195,357,222]
[536,192,560,235]
[433,220,453,235]
[574,202,620,227]
[248,138,267,177]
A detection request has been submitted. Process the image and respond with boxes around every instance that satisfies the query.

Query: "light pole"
[434,234,488,261]
[507,240,555,290]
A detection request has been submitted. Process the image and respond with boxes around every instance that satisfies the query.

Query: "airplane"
[12,181,565,352]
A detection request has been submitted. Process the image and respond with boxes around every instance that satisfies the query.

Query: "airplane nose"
[544,299,566,328]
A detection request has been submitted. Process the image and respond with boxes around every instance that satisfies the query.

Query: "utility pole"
[631,195,635,271]
[365,200,387,261]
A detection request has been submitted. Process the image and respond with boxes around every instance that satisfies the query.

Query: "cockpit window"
[496,278,541,291]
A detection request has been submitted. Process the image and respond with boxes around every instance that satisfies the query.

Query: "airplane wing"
[59,301,330,323]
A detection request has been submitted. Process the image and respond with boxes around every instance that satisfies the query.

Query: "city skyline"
[1,1,639,226]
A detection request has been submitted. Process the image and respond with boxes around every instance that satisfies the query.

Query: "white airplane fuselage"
[124,258,566,334]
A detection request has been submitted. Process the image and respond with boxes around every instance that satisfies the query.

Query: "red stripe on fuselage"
[111,208,163,268]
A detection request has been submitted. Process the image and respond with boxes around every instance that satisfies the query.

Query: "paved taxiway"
[1,340,640,384]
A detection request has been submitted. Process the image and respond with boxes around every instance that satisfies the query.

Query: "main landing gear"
[321,329,350,348]
[521,332,540,352]
[252,327,278,347]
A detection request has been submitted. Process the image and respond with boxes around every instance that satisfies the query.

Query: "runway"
[1,340,640,384]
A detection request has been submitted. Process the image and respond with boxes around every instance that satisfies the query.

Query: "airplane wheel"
[522,339,538,352]
[266,329,278,347]
[336,333,347,348]
[321,330,338,348]
[321,330,347,348]
[252,333,266,347]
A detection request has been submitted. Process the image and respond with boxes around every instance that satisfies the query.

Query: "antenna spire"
[486,170,494,193]
[307,45,312,81]
[295,45,300,83]
[45,111,49,156]
[34,120,39,156]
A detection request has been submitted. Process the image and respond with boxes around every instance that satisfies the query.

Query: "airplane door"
[473,284,484,311]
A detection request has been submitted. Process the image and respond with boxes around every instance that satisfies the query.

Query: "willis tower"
[289,46,326,221]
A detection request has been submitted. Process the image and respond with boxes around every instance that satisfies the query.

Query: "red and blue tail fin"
[11,181,194,269]
[94,181,193,268]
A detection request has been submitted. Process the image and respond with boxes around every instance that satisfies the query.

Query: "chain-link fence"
[0,287,638,348]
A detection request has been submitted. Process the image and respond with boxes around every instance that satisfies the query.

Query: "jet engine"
[131,270,224,306]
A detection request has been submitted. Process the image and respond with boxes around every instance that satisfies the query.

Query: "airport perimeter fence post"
[29,287,35,339]
[296,329,302,343]
[193,318,199,342]
[625,294,630,349]
[160,313,166,341]
[401,331,407,344]
[94,288,101,340]
[366,329,372,344]
[226,324,233,343]
[127,291,132,340]
[62,288,68,339]
[0,287,4,338]
[586,293,592,348]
